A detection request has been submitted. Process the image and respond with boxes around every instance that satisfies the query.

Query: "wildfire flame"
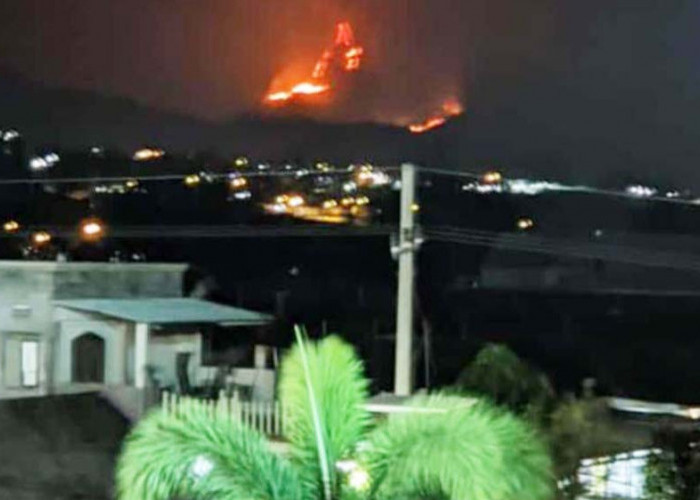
[265,21,364,105]
[408,99,465,134]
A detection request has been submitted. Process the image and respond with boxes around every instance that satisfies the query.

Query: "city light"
[184,174,201,187]
[287,195,305,208]
[411,203,421,213]
[355,165,391,188]
[32,231,52,246]
[79,218,106,241]
[133,148,165,161]
[2,130,20,142]
[323,199,338,209]
[230,177,248,190]
[517,218,535,230]
[29,153,60,171]
[233,191,252,200]
[626,185,657,198]
[482,171,503,184]
[125,179,139,189]
[3,220,20,233]
[234,156,249,168]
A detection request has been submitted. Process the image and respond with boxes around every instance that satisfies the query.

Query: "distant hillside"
[0,69,424,165]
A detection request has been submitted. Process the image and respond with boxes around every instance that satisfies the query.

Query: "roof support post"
[134,322,150,390]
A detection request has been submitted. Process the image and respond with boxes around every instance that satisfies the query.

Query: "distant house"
[0,261,272,410]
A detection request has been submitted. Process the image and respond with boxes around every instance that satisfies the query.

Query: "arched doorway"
[72,333,105,383]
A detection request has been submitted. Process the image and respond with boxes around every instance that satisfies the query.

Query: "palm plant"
[116,328,555,500]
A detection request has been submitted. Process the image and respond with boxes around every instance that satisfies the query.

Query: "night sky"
[0,1,699,186]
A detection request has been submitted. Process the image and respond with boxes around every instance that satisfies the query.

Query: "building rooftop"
[55,298,272,326]
[0,260,187,273]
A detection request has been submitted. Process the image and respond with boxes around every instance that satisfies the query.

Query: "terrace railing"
[161,390,285,437]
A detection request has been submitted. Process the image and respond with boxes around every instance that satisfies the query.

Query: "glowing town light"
[80,218,106,241]
[626,185,657,198]
[517,218,535,230]
[2,130,20,142]
[29,156,49,171]
[233,190,252,200]
[32,231,52,246]
[482,171,503,184]
[411,203,421,213]
[356,196,370,206]
[184,174,201,187]
[125,179,139,189]
[230,177,248,190]
[341,197,356,207]
[234,156,249,168]
[45,153,60,165]
[287,195,305,208]
[133,148,165,161]
[3,220,20,233]
[323,199,338,209]
[28,152,59,171]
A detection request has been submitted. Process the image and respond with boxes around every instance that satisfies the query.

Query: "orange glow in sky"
[264,21,364,105]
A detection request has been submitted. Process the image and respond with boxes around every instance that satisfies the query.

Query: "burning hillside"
[263,21,463,134]
[264,22,364,105]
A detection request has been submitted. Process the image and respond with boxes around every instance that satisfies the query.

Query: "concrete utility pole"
[394,163,417,395]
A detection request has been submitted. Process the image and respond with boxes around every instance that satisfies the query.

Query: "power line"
[0,167,400,185]
[424,226,700,273]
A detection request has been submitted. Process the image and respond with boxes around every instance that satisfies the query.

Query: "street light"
[32,231,52,246]
[3,220,20,233]
[184,174,201,188]
[517,217,535,231]
[482,171,503,184]
[230,177,248,190]
[79,218,106,241]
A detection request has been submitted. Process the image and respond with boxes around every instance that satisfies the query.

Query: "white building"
[0,261,271,411]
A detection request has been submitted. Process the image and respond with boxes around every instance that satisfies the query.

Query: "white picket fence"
[161,391,285,437]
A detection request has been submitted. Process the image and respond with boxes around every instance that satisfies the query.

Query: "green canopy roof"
[55,298,272,326]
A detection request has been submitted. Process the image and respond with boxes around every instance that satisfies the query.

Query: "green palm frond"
[116,402,307,500]
[279,331,371,496]
[364,394,554,500]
